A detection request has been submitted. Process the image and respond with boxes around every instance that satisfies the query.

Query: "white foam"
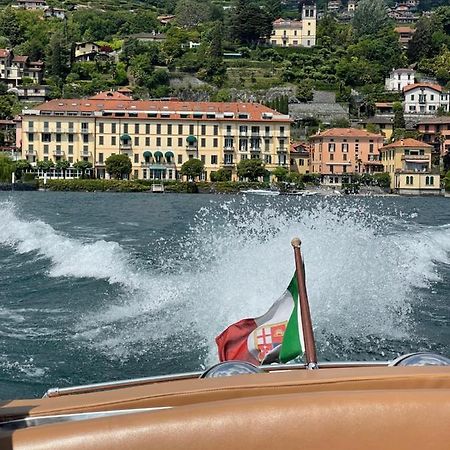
[1,198,449,365]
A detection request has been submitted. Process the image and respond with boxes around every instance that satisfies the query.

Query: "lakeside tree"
[0,155,14,182]
[55,159,70,178]
[105,154,132,179]
[73,160,93,178]
[237,159,266,181]
[352,0,389,37]
[14,159,31,179]
[210,168,232,182]
[180,158,204,180]
[36,160,55,172]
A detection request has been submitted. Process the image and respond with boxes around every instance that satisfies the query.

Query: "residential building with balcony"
[290,142,311,175]
[270,3,316,48]
[380,139,440,195]
[417,117,450,157]
[385,68,415,92]
[403,84,449,115]
[20,91,292,181]
[310,128,384,186]
[0,49,43,87]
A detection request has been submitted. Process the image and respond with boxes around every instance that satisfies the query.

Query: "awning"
[154,151,163,158]
[165,151,174,158]
[404,159,429,164]
[120,133,131,141]
[143,151,152,158]
[186,135,197,144]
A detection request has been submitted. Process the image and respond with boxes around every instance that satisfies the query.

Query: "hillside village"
[0,0,450,194]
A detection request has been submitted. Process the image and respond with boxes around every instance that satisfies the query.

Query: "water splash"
[0,198,449,366]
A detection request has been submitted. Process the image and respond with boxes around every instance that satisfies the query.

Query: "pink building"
[310,128,384,185]
[417,117,450,156]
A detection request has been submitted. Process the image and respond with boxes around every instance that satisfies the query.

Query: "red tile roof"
[13,55,29,63]
[394,26,415,33]
[381,138,433,150]
[32,92,291,122]
[403,83,443,93]
[312,128,383,139]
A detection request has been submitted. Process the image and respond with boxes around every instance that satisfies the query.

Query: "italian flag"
[215,275,304,365]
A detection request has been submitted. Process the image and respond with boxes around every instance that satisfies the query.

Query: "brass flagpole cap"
[291,237,302,248]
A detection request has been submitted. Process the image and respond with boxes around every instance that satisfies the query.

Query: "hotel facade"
[20,91,292,181]
[310,128,384,185]
[380,138,441,195]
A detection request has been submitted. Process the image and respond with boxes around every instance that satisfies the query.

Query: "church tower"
[301,1,317,48]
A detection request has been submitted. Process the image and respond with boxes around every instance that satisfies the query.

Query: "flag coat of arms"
[216,275,305,365]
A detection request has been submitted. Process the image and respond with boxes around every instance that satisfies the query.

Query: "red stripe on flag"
[215,318,259,365]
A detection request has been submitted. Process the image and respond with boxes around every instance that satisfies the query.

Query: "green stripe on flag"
[279,275,304,363]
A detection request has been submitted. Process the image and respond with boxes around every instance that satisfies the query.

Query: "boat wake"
[0,198,449,367]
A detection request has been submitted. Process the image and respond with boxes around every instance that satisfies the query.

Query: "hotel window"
[134,153,139,164]
[167,137,172,147]
[265,139,270,151]
[123,124,129,133]
[201,155,205,164]
[213,138,218,148]
[211,155,218,164]
[44,121,49,131]
[42,133,51,142]
[330,154,334,161]
[68,134,74,143]
[56,121,61,131]
[178,124,183,135]
[68,145,73,155]
[240,125,247,135]
[134,137,139,146]
[134,170,138,179]
[166,124,171,135]
[213,125,218,136]
[56,134,61,143]
[81,122,89,132]
[178,155,183,164]
[111,123,117,134]
[328,143,335,152]
[28,121,34,130]
[83,134,89,144]
[342,143,348,152]
[156,124,161,134]
[142,169,147,179]
[112,136,116,146]
[251,126,259,135]
[265,126,271,135]
[201,125,206,135]
[145,124,150,134]
[189,124,194,135]
[369,143,374,153]
[430,95,435,101]
[178,137,183,147]
[28,133,34,142]
[135,124,139,134]
[43,144,48,154]
[145,137,150,146]
[69,157,73,163]
[99,136,104,145]
[201,138,206,147]
[99,123,104,133]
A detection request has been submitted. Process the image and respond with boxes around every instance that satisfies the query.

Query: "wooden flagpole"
[291,237,318,369]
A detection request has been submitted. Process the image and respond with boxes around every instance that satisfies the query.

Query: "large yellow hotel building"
[20,91,292,181]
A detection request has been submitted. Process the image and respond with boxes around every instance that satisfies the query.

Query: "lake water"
[0,192,449,399]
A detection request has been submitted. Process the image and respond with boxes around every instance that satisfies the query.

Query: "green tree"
[352,0,389,37]
[175,0,212,28]
[210,168,232,182]
[237,158,266,181]
[408,17,433,63]
[73,160,93,178]
[0,154,14,182]
[36,160,55,172]
[14,159,31,179]
[46,31,70,81]
[229,0,272,45]
[105,154,132,179]
[272,166,288,182]
[56,159,70,178]
[393,102,406,130]
[296,79,314,103]
[0,7,24,47]
[180,158,204,180]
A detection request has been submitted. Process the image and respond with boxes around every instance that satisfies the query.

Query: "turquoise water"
[0,192,449,399]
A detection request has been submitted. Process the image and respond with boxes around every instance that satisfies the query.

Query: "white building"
[403,83,449,115]
[385,68,415,92]
[16,0,46,9]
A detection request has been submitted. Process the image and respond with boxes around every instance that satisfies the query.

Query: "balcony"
[223,146,235,152]
[120,142,132,151]
[277,147,287,153]
[401,154,429,161]
[186,144,198,152]
[81,150,91,157]
[250,147,261,153]
[239,131,248,137]
[222,161,235,167]
[81,128,90,134]
[53,150,65,157]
